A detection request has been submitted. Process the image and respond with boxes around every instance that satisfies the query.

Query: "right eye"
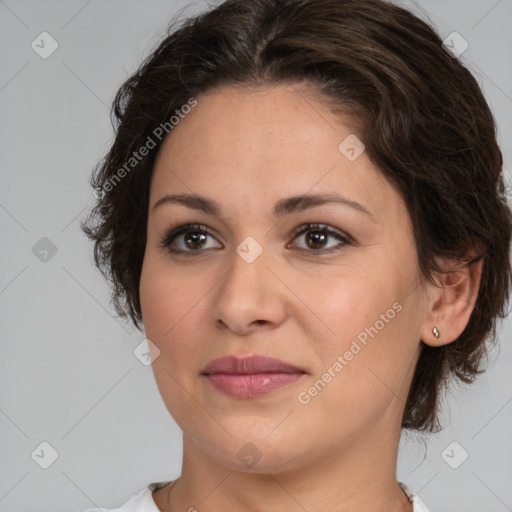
[159,223,223,255]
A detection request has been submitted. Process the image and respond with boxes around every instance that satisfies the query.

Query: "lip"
[201,355,306,399]
[201,355,305,375]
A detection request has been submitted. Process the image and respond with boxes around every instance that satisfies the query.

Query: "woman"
[80,0,512,510]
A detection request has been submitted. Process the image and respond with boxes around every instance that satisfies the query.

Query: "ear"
[420,254,484,347]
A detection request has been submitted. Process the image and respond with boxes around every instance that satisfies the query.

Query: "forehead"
[149,84,400,221]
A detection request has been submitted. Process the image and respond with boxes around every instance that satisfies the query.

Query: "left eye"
[159,222,352,255]
[288,223,352,253]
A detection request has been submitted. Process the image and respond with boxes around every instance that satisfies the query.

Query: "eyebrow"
[151,192,374,218]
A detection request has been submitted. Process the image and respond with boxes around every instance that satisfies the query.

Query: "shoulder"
[398,482,432,512]
[76,481,172,512]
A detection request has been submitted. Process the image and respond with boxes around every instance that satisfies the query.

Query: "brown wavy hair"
[81,0,512,433]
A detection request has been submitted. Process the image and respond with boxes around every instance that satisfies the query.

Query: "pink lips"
[201,355,306,399]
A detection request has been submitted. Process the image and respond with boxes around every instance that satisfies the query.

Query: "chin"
[194,426,313,475]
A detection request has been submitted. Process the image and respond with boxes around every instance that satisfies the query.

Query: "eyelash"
[159,222,353,257]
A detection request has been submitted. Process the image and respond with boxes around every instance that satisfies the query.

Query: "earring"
[432,326,442,344]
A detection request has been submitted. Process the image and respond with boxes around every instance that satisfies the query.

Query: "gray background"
[0,1,511,511]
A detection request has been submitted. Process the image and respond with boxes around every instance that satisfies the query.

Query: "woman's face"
[140,83,430,472]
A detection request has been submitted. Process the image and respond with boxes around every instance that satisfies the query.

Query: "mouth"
[201,355,306,399]
[201,354,305,375]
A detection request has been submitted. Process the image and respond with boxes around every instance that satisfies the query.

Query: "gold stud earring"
[432,326,442,344]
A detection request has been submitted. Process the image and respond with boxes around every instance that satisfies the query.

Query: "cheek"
[139,255,214,391]
[309,265,398,348]
[305,259,417,394]
[140,255,200,340]
[139,256,207,423]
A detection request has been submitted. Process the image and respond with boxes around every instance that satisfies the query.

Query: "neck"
[156,417,413,512]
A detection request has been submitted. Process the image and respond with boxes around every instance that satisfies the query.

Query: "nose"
[210,242,286,335]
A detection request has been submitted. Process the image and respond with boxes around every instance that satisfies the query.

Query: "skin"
[139,83,482,512]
